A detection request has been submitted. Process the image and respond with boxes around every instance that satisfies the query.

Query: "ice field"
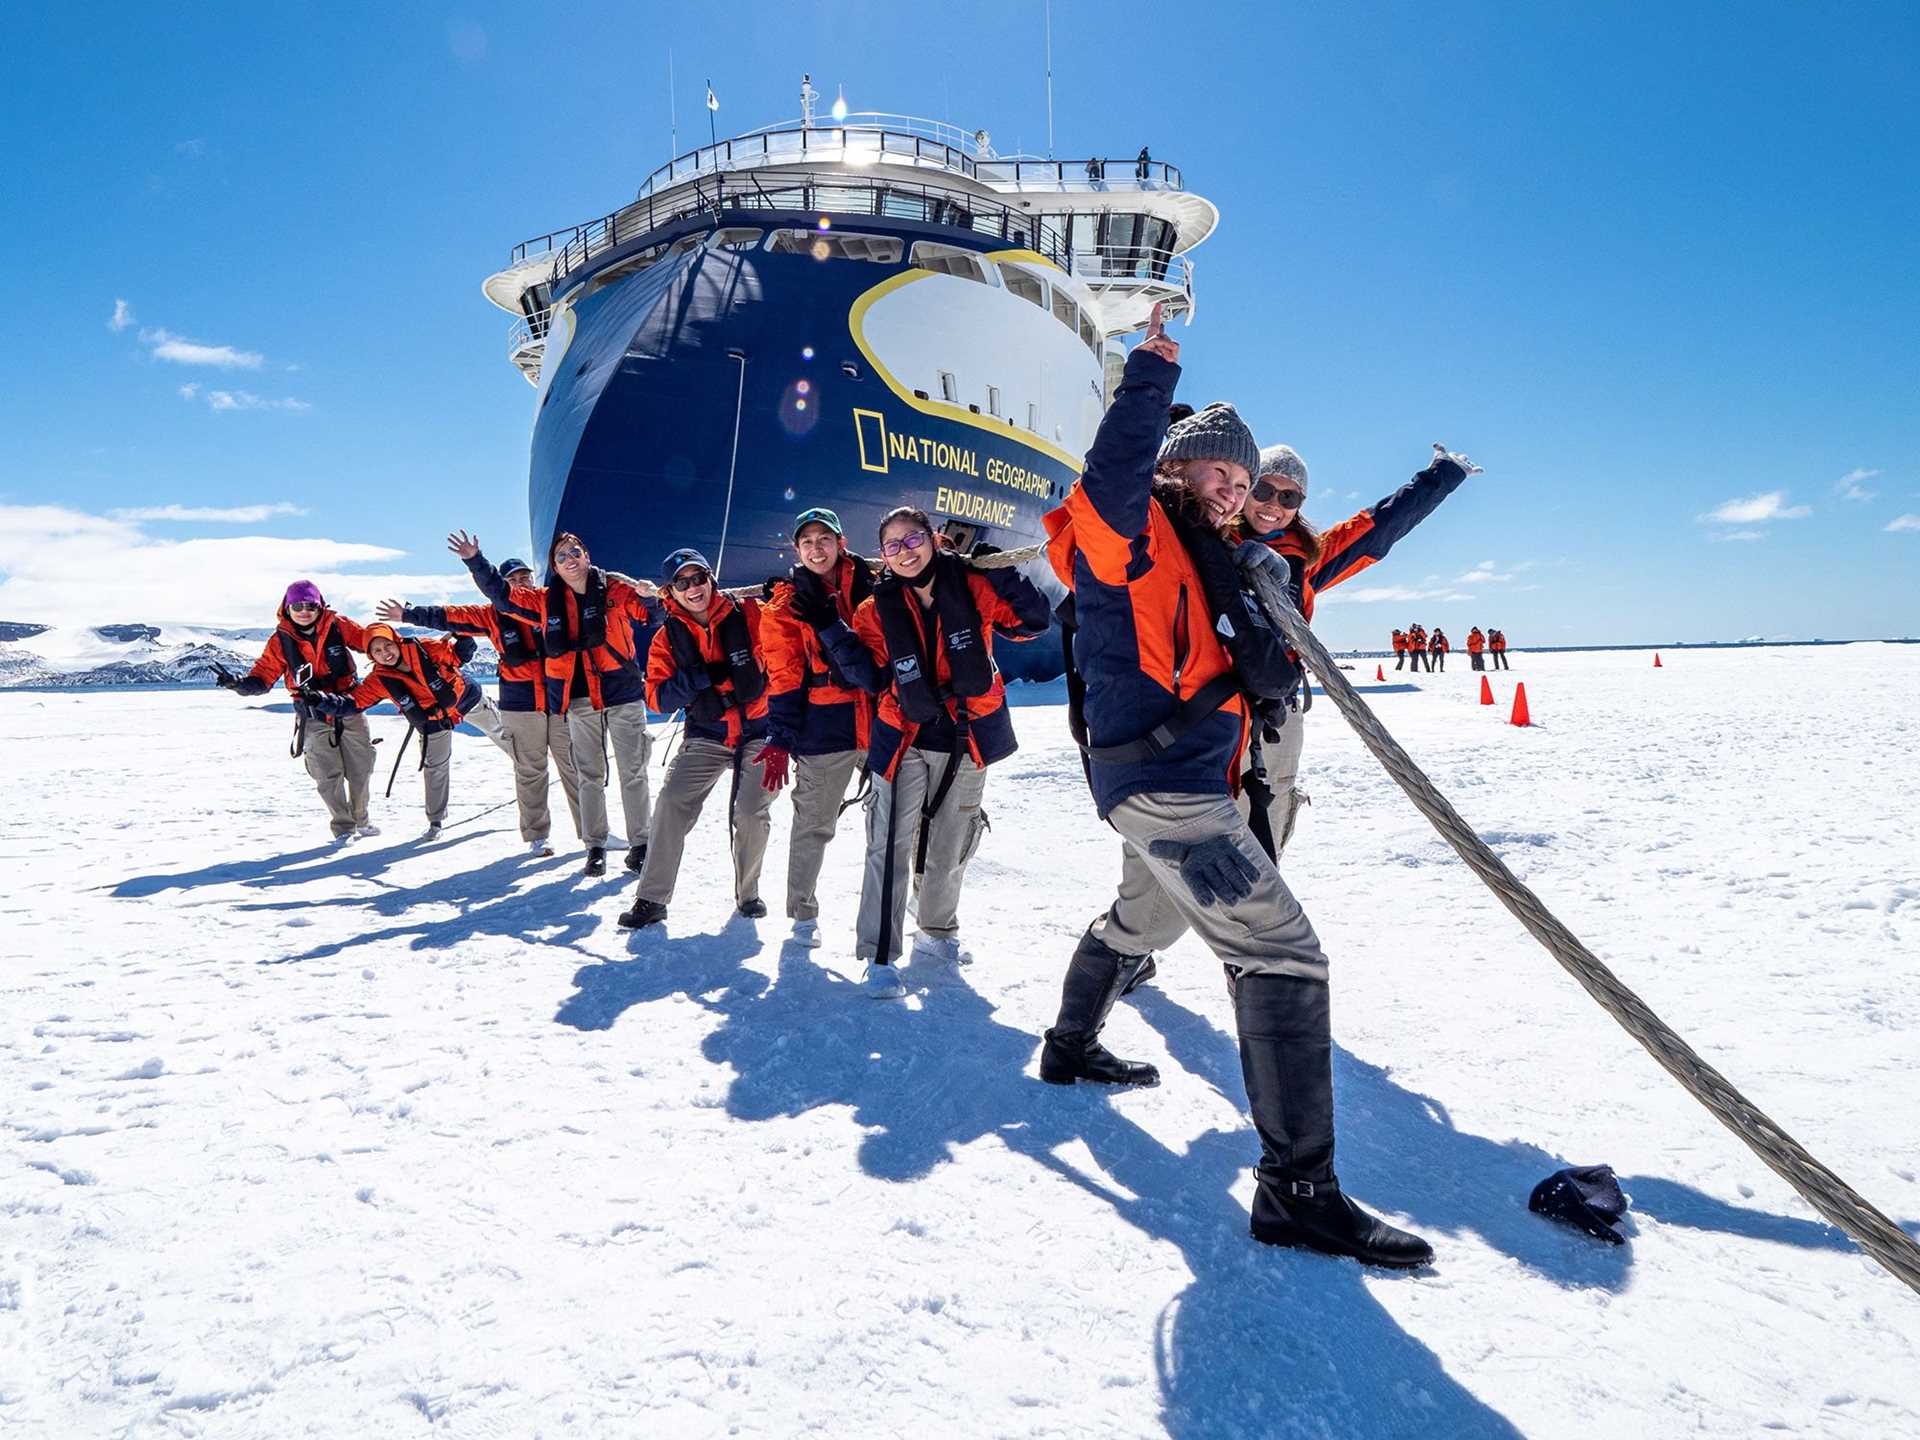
[3,643,1917,1438]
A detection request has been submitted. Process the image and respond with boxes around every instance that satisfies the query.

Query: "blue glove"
[1147,834,1260,908]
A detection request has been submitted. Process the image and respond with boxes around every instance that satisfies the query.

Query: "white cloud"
[110,503,309,524]
[1698,491,1812,525]
[204,389,310,413]
[1885,514,1920,534]
[1315,584,1476,607]
[0,503,472,626]
[1707,529,1766,543]
[177,383,199,400]
[1835,468,1881,502]
[108,298,136,333]
[139,327,264,369]
[1454,559,1514,584]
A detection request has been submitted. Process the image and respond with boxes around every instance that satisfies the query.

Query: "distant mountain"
[0,622,497,690]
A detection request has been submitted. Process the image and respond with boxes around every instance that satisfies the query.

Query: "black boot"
[619,897,667,929]
[1040,927,1159,1086]
[625,842,648,873]
[1234,971,1432,1268]
[1118,952,1158,997]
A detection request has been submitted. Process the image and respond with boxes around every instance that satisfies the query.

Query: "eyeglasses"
[287,601,320,612]
[879,531,932,558]
[554,545,586,563]
[1250,481,1304,509]
[670,569,712,591]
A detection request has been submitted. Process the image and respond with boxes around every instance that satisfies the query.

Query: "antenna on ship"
[668,50,677,155]
[1044,0,1055,157]
[800,73,818,128]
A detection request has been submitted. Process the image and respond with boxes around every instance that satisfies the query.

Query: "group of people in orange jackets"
[1465,626,1511,671]
[218,304,1494,1266]
[1393,624,1511,672]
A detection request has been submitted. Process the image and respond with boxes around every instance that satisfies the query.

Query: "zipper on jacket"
[1171,584,1190,700]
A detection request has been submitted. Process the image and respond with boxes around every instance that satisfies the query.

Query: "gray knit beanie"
[1158,401,1260,481]
[1257,443,1309,496]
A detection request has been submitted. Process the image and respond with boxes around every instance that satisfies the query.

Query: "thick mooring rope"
[1233,542,1920,1296]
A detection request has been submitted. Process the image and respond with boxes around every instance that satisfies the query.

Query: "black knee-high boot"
[1231,970,1433,1267]
[1040,927,1160,1086]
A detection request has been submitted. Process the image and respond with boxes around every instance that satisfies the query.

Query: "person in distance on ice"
[377,547,584,858]
[847,506,1049,998]
[1490,627,1510,669]
[214,580,377,841]
[299,623,505,841]
[1391,627,1408,669]
[1430,626,1450,672]
[756,507,880,948]
[619,550,780,930]
[1037,303,1432,1268]
[1467,625,1486,670]
[458,529,658,877]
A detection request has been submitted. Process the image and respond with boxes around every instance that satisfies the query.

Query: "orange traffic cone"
[1479,675,1494,705]
[1510,683,1531,727]
[1376,664,1385,682]
[1654,653,1663,668]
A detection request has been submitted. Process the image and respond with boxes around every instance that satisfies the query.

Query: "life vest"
[275,610,358,693]
[791,557,875,693]
[871,551,994,726]
[543,568,609,656]
[372,638,469,732]
[664,596,765,729]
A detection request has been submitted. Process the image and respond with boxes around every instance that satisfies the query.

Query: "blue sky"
[2,1,1915,644]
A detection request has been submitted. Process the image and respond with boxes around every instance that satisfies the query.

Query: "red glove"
[755,745,792,793]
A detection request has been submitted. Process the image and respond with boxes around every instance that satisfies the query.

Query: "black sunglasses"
[1251,481,1304,509]
[670,569,712,591]
[879,531,932,558]
[553,545,586,563]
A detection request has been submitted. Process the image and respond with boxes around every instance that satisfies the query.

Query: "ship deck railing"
[513,170,1191,292]
[621,119,1184,203]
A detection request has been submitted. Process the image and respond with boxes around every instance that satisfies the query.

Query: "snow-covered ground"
[3,644,1916,1438]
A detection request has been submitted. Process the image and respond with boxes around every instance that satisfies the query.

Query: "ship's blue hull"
[528,212,1087,679]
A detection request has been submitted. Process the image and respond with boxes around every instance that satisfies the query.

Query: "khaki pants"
[1248,709,1309,857]
[302,711,375,836]
[785,748,864,921]
[469,704,584,842]
[855,747,989,963]
[635,737,777,905]
[1095,790,1327,981]
[567,697,652,850]
[420,728,453,825]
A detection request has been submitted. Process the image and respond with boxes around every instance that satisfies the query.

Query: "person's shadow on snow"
[554,914,769,1032]
[681,945,1528,1437]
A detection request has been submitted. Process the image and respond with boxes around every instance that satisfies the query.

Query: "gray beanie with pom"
[1158,401,1260,481]
[1257,443,1309,496]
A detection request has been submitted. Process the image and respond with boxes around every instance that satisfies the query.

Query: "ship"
[481,77,1216,676]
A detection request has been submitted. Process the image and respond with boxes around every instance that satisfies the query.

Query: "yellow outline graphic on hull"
[846,269,1086,475]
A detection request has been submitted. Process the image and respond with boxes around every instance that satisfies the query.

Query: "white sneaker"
[862,962,906,999]
[791,919,822,949]
[528,838,554,857]
[911,933,971,967]
[355,823,380,838]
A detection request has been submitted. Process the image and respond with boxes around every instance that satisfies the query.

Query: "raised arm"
[1308,448,1477,595]
[1069,305,1182,545]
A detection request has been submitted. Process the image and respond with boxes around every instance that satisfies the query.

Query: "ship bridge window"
[910,242,993,284]
[767,229,903,263]
[581,241,667,296]
[1002,267,1046,309]
[709,227,764,252]
[1079,312,1100,353]
[1051,289,1078,333]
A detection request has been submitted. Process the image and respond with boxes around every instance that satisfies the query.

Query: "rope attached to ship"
[1229,541,1920,1298]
